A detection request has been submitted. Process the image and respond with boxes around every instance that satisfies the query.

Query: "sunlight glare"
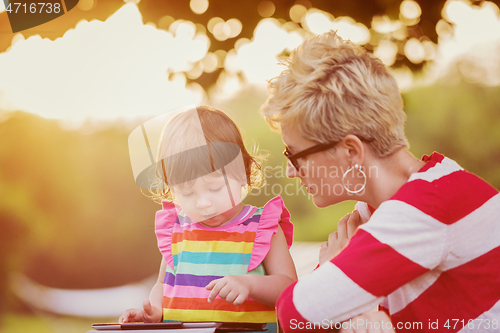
[430,0,500,86]
[233,19,305,85]
[216,71,242,97]
[236,19,288,84]
[371,15,402,34]
[438,1,500,58]
[304,10,370,45]
[0,4,207,122]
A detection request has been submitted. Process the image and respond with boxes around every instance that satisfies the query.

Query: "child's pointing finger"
[206,278,226,303]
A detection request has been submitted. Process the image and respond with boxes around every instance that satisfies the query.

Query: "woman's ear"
[339,134,365,165]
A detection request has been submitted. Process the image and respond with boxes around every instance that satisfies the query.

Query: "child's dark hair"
[151,106,265,203]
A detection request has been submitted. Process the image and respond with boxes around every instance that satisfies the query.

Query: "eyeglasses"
[284,136,374,171]
[283,142,338,171]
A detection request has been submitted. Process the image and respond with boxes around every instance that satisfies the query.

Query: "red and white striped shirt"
[277,152,500,332]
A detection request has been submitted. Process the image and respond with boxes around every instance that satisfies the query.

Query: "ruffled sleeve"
[155,200,181,270]
[248,196,294,271]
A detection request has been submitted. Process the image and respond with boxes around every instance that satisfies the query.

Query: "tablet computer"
[91,322,267,331]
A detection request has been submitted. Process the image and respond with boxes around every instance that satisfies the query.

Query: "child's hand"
[319,210,361,265]
[205,275,251,306]
[119,299,162,323]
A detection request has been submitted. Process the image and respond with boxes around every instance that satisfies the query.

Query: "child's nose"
[196,197,212,209]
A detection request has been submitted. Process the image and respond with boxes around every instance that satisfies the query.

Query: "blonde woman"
[261,31,500,332]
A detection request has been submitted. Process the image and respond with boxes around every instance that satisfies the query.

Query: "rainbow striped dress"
[155,196,293,333]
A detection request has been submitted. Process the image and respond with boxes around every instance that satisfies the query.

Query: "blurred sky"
[0,0,499,123]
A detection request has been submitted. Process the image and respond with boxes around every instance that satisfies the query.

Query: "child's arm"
[119,259,166,323]
[206,225,297,307]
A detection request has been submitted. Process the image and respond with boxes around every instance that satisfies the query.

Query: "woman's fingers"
[347,210,361,238]
[336,213,350,242]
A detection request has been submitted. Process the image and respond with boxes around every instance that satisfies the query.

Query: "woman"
[260,31,500,332]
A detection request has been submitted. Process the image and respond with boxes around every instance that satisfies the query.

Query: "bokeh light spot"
[78,0,95,11]
[186,62,204,79]
[214,50,227,68]
[304,10,369,45]
[226,18,243,38]
[224,49,239,73]
[400,0,421,20]
[404,38,425,64]
[213,22,231,41]
[289,5,307,23]
[374,40,398,66]
[258,1,275,18]
[202,52,218,73]
[158,15,175,30]
[190,0,209,15]
[390,66,413,92]
[173,20,196,39]
[371,15,402,34]
[436,19,453,39]
[207,17,224,34]
[234,38,250,52]
[422,40,436,60]
[442,0,469,24]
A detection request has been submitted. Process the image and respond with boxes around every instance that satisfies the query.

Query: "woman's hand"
[340,311,395,333]
[205,275,252,306]
[319,210,361,265]
[119,299,162,323]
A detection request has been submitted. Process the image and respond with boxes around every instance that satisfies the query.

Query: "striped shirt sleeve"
[277,155,465,331]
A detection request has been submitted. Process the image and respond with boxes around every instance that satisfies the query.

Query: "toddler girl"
[120,106,297,333]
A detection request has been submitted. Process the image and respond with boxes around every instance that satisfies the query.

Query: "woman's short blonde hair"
[260,31,408,157]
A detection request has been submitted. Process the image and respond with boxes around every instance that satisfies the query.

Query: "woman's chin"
[312,193,343,208]
[311,195,331,208]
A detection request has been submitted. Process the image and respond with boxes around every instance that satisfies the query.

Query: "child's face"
[172,171,244,227]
